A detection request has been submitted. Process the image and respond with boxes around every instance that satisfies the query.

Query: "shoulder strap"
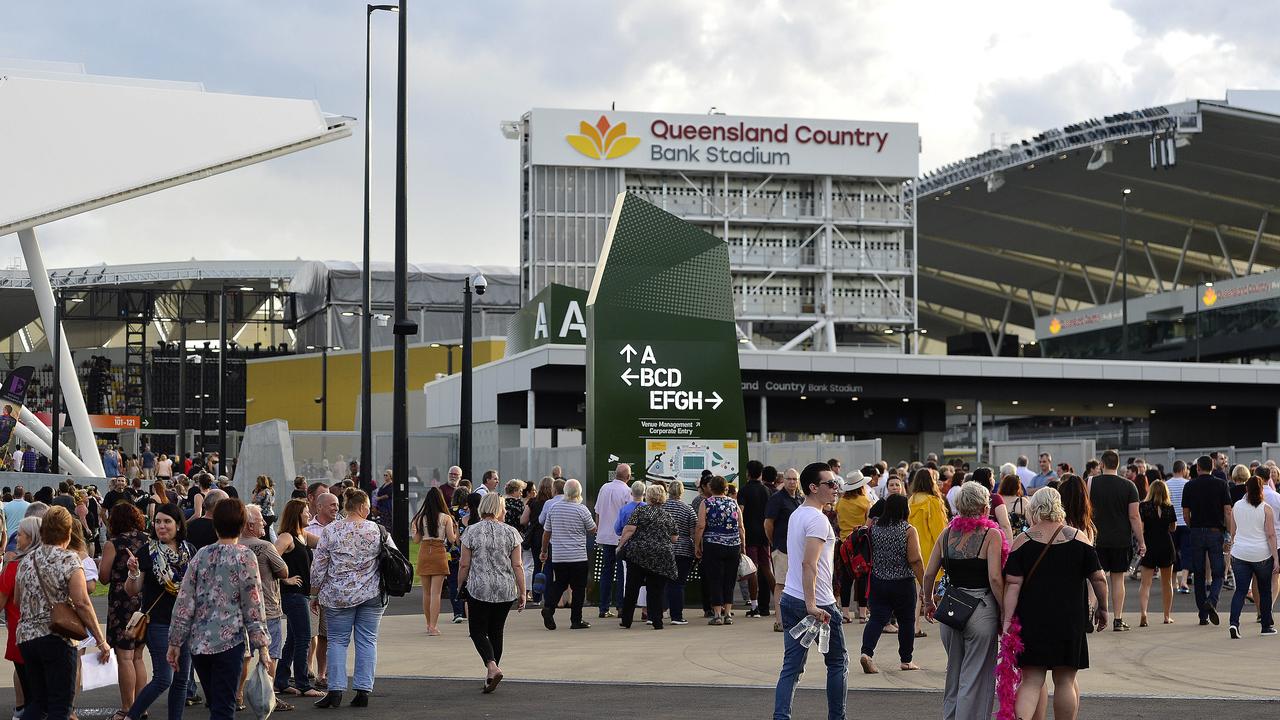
[941,528,949,561]
[31,556,59,606]
[1024,525,1065,583]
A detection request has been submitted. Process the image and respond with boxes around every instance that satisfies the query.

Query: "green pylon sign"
[585,193,748,499]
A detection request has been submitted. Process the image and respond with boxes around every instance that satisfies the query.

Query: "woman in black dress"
[1137,480,1177,626]
[98,502,151,717]
[1002,488,1108,720]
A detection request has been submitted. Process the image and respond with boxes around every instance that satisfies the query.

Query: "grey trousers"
[939,588,999,720]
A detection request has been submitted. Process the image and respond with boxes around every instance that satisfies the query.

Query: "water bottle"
[788,615,816,642]
[817,621,831,654]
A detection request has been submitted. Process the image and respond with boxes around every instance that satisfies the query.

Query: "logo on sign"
[1048,318,1062,335]
[566,116,640,160]
[1202,287,1217,306]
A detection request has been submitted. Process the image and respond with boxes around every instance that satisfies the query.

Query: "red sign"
[35,413,141,431]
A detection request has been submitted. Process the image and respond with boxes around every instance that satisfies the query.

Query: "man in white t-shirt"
[1014,455,1037,493]
[774,462,845,720]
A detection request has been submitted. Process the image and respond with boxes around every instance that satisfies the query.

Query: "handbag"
[934,529,984,630]
[737,552,757,579]
[34,558,88,641]
[124,593,165,643]
[376,525,414,597]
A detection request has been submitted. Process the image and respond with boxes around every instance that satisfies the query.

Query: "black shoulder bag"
[934,529,985,630]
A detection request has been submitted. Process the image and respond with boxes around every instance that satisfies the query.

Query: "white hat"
[840,471,868,492]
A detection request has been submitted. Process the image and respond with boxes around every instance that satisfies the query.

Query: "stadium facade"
[508,108,921,352]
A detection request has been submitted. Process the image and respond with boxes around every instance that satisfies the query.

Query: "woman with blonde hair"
[457,492,525,692]
[907,468,947,636]
[1138,479,1177,626]
[251,476,276,540]
[412,487,456,636]
[1002,488,1108,720]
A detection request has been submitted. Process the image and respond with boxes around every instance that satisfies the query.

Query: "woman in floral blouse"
[166,499,269,720]
[310,490,389,709]
[618,484,678,630]
[458,493,525,693]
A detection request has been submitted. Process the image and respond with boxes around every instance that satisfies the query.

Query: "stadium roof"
[911,90,1280,353]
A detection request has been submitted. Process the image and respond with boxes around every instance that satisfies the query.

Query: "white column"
[12,421,93,478]
[760,395,769,443]
[17,228,106,477]
[976,399,984,465]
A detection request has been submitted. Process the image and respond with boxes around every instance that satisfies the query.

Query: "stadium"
[4,67,1280,476]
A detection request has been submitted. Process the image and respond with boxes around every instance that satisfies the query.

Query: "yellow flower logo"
[1202,287,1217,306]
[566,115,640,160]
[1048,318,1062,335]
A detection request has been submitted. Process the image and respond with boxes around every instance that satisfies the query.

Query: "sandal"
[275,701,295,712]
[723,615,733,625]
[914,629,927,638]
[900,662,920,671]
[709,616,724,625]
[279,687,302,696]
[859,654,878,674]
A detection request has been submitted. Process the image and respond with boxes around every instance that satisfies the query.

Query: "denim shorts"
[267,617,284,659]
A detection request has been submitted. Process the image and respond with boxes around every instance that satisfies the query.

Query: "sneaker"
[1176,587,1190,594]
[1229,626,1240,639]
[451,615,465,624]
[1207,605,1220,626]
[1113,619,1130,632]
[745,609,761,618]
[570,621,592,629]
[599,610,617,619]
[671,619,689,625]
[1262,626,1278,636]
[186,696,205,707]
[1223,579,1235,591]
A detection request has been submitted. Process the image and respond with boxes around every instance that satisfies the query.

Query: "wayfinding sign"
[586,193,748,497]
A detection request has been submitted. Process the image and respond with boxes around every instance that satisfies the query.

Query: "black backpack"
[376,525,414,597]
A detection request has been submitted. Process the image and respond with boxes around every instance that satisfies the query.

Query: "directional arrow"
[620,368,638,386]
[619,344,637,362]
[709,392,723,410]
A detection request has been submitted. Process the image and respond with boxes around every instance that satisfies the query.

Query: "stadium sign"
[531,108,919,178]
[586,194,749,497]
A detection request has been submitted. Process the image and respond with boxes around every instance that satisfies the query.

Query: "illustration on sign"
[585,193,749,498]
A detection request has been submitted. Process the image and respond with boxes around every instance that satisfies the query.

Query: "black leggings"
[13,661,29,708]
[700,543,740,608]
[466,598,513,666]
[621,562,669,628]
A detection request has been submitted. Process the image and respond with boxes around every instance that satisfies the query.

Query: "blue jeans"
[598,543,625,613]
[861,576,917,662]
[774,594,847,720]
[1189,527,1225,618]
[275,593,313,692]
[325,595,386,692]
[128,623,191,720]
[666,555,694,622]
[191,643,243,720]
[1229,556,1275,629]
[447,558,465,617]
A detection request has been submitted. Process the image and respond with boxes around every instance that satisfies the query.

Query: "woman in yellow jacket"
[907,468,947,637]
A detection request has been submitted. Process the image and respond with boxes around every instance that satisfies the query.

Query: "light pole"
[1119,188,1131,359]
[308,341,343,431]
[218,284,227,458]
[1195,280,1213,362]
[390,0,415,553]
[459,274,487,482]
[362,2,398,495]
[429,342,460,375]
[51,287,62,474]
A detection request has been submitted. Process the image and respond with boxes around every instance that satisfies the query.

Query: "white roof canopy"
[0,65,352,237]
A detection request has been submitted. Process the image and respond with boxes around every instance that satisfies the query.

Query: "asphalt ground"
[64,679,1278,720]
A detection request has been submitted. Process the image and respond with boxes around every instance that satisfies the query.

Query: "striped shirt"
[663,499,697,557]
[543,501,596,563]
[1165,476,1189,526]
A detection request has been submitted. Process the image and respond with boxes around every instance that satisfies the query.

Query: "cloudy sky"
[2,1,1277,270]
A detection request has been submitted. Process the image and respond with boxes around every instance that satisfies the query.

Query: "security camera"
[473,274,488,295]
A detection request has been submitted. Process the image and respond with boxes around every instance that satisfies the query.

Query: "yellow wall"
[246,339,506,430]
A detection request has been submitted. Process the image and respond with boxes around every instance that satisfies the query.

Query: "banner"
[0,366,34,469]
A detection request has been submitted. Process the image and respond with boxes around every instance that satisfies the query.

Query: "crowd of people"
[0,448,397,720]
[1,445,1276,720]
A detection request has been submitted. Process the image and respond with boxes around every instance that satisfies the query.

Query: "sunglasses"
[817,480,839,489]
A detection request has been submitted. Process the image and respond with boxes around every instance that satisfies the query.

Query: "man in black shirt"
[186,488,227,550]
[1182,455,1234,625]
[764,467,802,631]
[739,460,774,617]
[101,476,130,522]
[1088,449,1144,631]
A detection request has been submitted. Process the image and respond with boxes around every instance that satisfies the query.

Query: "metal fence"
[987,440,1097,476]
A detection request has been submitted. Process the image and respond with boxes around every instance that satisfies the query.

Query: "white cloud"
[2,0,1278,271]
